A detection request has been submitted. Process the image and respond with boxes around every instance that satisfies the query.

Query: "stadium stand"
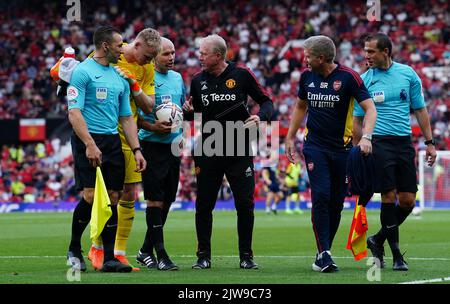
[0,0,448,203]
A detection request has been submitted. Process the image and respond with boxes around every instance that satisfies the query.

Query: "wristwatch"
[424,139,435,146]
[362,134,372,141]
[132,147,142,154]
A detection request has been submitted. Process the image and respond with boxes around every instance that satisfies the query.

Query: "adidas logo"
[308,82,315,88]
[143,256,153,263]
[201,84,208,90]
[245,167,253,177]
[158,261,166,268]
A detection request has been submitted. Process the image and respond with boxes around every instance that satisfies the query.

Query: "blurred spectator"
[11,176,25,198]
[0,141,78,203]
[218,178,233,201]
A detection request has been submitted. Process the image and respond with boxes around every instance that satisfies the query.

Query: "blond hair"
[136,28,162,52]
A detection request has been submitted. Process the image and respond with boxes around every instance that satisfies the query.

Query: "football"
[155,102,183,130]
[411,206,422,217]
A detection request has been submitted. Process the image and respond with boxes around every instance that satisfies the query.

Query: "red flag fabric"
[19,119,46,141]
[346,197,369,261]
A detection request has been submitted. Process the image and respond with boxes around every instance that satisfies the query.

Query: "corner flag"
[90,167,112,241]
[346,197,368,261]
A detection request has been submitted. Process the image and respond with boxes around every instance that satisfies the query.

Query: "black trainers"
[393,253,408,271]
[157,257,179,271]
[67,250,87,272]
[136,250,157,269]
[312,251,338,273]
[100,258,132,273]
[192,257,211,269]
[367,235,386,268]
[240,258,259,269]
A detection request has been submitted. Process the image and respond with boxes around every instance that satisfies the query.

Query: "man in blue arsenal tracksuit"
[285,35,377,273]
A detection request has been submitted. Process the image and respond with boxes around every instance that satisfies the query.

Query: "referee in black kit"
[184,34,273,270]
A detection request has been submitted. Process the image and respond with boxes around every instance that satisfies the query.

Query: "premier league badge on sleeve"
[400,89,407,101]
[67,86,78,100]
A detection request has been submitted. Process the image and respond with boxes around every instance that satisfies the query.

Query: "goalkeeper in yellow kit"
[87,28,162,271]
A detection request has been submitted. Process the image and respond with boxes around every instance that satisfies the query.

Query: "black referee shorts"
[372,135,418,193]
[141,141,181,203]
[71,133,125,191]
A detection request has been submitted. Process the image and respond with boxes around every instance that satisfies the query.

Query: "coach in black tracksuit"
[183,34,273,270]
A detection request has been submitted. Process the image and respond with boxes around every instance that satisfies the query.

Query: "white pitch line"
[0,256,66,259]
[399,277,450,284]
[1,255,450,261]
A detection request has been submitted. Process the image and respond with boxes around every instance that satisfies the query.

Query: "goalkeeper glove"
[114,66,142,96]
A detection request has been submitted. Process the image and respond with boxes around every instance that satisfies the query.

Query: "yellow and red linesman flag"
[19,119,46,141]
[346,197,369,261]
[90,167,112,241]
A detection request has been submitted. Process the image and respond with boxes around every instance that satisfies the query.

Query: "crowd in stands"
[0,0,448,203]
[0,140,77,203]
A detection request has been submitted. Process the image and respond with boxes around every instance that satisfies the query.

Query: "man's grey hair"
[303,35,336,63]
[136,28,162,52]
[200,34,227,59]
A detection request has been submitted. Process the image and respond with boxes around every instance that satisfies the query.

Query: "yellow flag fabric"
[346,197,368,261]
[90,167,112,241]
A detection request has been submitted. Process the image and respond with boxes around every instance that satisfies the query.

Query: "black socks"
[101,204,118,262]
[69,198,92,253]
[377,204,401,258]
[144,207,167,260]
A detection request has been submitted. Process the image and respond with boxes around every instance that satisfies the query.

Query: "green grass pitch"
[1,209,449,284]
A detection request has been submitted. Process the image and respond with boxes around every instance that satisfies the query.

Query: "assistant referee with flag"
[66,26,146,273]
[353,33,436,271]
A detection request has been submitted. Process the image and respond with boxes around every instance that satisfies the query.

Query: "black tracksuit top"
[189,62,273,123]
